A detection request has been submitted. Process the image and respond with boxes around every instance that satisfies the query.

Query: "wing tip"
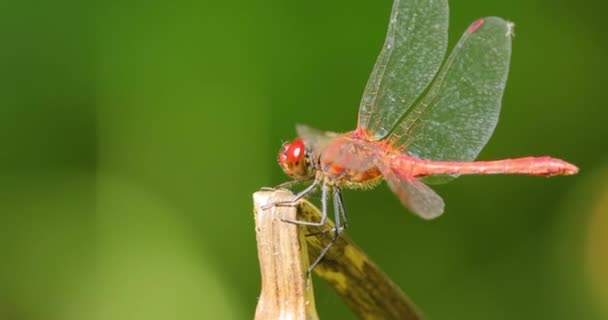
[467,19,485,33]
[416,206,445,220]
[468,17,516,38]
[505,21,515,38]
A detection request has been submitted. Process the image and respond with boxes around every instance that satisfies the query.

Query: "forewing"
[357,0,448,139]
[388,17,513,184]
[296,124,339,153]
[381,165,445,219]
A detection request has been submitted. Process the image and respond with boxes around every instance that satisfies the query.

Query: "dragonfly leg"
[305,187,347,236]
[336,188,348,230]
[280,182,328,227]
[306,186,343,274]
[260,180,299,191]
[261,179,318,210]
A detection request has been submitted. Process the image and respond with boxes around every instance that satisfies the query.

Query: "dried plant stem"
[253,191,319,320]
[253,189,422,320]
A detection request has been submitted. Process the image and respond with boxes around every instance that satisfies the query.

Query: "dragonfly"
[267,0,578,272]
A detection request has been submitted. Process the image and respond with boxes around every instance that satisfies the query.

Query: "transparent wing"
[296,124,340,153]
[380,164,445,219]
[388,17,513,184]
[357,0,448,139]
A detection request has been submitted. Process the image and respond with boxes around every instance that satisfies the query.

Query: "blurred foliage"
[0,0,606,319]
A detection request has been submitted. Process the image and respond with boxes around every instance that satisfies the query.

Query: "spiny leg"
[336,188,348,230]
[260,180,299,191]
[307,186,345,274]
[305,187,348,236]
[280,182,328,227]
[261,179,319,211]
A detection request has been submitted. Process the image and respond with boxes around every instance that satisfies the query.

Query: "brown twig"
[253,189,422,320]
[253,191,319,320]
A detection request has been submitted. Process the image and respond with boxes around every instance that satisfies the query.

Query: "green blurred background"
[1,0,606,319]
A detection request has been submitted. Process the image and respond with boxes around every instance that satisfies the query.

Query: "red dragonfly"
[269,0,578,271]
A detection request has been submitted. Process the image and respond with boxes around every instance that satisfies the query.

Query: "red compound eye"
[286,138,305,163]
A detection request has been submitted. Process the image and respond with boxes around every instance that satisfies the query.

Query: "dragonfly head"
[277,137,315,181]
